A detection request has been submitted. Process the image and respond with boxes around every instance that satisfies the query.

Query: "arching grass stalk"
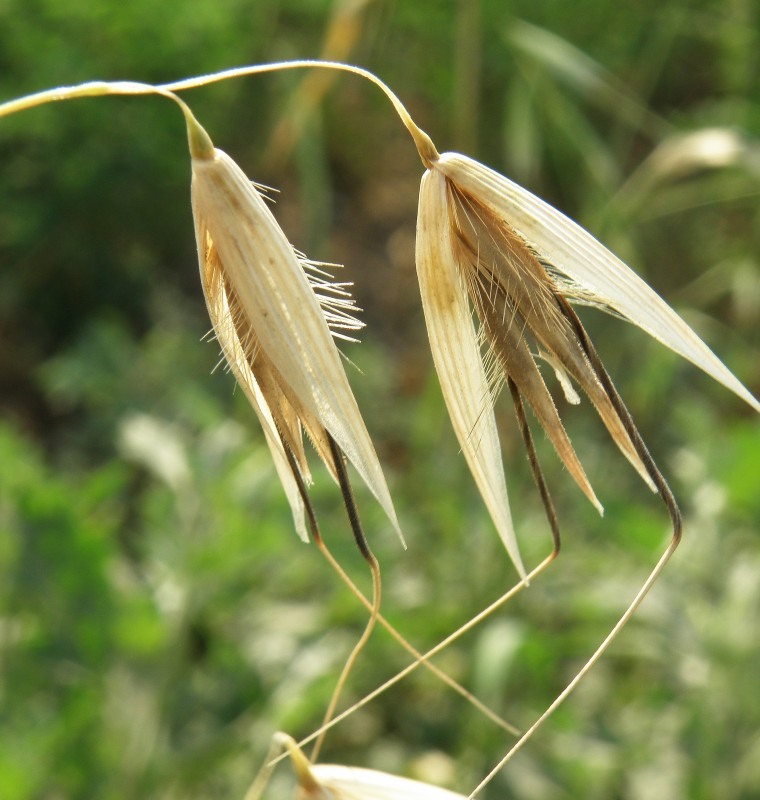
[157,60,441,168]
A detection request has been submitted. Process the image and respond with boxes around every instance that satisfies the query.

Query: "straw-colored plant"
[2,60,758,799]
[0,72,519,772]
[164,60,758,795]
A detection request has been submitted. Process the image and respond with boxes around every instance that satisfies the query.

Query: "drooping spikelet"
[416,149,760,580]
[186,115,401,542]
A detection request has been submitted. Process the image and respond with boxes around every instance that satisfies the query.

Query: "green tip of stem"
[184,110,215,160]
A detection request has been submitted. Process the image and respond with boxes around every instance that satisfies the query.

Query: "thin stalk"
[0,79,216,165]
[290,553,552,756]
[469,536,678,798]
[0,61,438,166]
[0,80,190,125]
[311,550,379,763]
[312,541,521,736]
[158,60,440,168]
[468,302,682,798]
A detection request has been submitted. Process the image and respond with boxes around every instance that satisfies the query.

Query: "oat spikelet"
[416,146,760,580]
[187,116,401,542]
[413,142,757,795]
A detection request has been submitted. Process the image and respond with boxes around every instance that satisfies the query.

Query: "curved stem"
[0,80,188,120]
[310,550,379,762]
[0,60,439,166]
[0,79,215,164]
[313,539,521,737]
[469,536,679,798]
[159,59,440,168]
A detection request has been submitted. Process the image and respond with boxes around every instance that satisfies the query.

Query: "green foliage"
[1,1,759,799]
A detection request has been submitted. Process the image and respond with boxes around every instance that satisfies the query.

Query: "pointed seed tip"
[591,496,604,516]
[512,556,528,585]
[393,521,409,550]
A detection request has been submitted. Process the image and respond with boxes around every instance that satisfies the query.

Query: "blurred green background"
[1,1,759,798]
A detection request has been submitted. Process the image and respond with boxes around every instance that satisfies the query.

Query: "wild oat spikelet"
[186,115,401,542]
[416,149,760,580]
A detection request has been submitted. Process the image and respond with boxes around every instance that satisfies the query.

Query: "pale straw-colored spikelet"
[302,764,468,800]
[187,115,402,542]
[415,142,759,797]
[416,146,760,580]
